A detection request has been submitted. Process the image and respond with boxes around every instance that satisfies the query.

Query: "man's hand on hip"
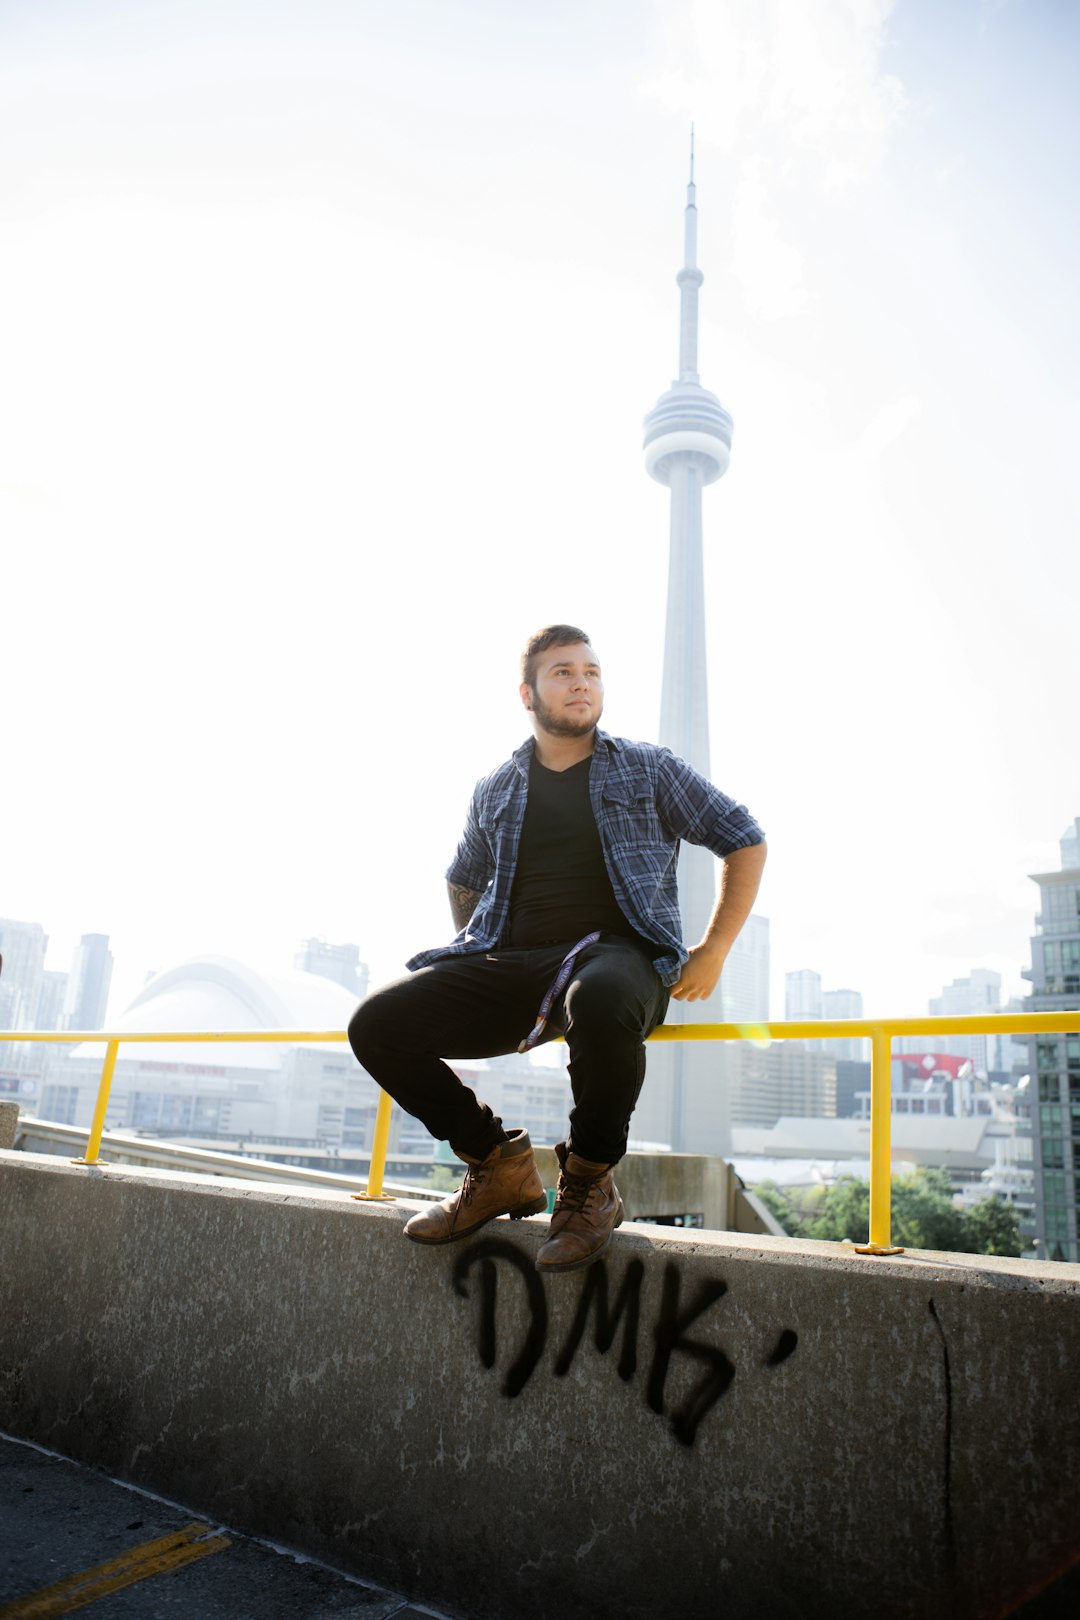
[670,942,727,1003]
[671,841,767,1003]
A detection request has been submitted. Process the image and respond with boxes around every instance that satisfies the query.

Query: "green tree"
[891,1166,966,1251]
[753,1180,808,1238]
[961,1194,1022,1257]
[751,1168,1022,1257]
[803,1176,870,1243]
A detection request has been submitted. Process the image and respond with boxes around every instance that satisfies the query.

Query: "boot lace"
[553,1169,598,1216]
[459,1164,487,1206]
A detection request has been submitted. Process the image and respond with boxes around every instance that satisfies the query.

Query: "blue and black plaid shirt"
[407,731,764,988]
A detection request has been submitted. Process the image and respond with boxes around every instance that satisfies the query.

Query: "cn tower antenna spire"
[678,132,701,379]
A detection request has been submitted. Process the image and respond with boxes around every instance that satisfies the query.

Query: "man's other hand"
[670,943,727,1003]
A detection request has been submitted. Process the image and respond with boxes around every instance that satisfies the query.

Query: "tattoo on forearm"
[448,883,483,931]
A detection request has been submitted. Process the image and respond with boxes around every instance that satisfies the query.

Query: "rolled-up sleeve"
[656,751,765,856]
[445,789,494,892]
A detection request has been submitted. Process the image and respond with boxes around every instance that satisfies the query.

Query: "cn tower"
[642,135,734,1152]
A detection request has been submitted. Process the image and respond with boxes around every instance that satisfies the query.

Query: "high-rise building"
[0,918,48,1032]
[822,988,866,1062]
[726,1043,837,1130]
[928,970,1002,1077]
[636,139,739,1156]
[1024,817,1080,1262]
[785,970,824,1053]
[995,996,1030,1079]
[835,1059,871,1119]
[783,972,867,1059]
[36,971,69,1032]
[785,970,823,1021]
[720,914,770,1022]
[0,917,49,1081]
[62,934,113,1030]
[294,939,369,1001]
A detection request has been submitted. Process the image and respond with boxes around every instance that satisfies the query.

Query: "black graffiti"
[451,1240,797,1447]
[646,1265,736,1446]
[452,1240,547,1397]
[766,1328,798,1367]
[554,1257,645,1382]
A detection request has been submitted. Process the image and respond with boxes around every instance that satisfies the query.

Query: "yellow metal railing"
[3,1010,1078,1252]
[0,1029,396,1201]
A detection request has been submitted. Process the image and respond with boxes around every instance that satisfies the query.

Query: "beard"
[530,691,603,738]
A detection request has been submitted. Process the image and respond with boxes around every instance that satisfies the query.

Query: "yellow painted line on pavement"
[0,1520,232,1618]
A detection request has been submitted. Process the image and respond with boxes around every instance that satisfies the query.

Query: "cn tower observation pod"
[642,380,733,485]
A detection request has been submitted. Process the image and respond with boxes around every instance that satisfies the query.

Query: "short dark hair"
[520,624,594,689]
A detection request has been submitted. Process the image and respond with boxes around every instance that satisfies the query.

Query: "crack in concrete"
[928,1297,956,1578]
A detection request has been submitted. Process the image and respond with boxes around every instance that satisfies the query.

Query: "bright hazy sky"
[2,0,1077,1024]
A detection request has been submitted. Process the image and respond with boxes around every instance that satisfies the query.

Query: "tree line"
[753,1166,1023,1256]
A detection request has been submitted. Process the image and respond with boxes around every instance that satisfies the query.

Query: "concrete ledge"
[0,1102,17,1150]
[1,1149,1078,1620]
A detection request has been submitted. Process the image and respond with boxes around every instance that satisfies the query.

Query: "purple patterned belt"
[517,931,602,1053]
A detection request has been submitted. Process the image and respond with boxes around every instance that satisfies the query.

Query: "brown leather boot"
[403,1129,547,1245]
[535,1140,624,1273]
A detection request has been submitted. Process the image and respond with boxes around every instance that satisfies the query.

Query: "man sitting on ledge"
[348,623,766,1273]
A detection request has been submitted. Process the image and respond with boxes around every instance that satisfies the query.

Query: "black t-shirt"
[505,755,645,948]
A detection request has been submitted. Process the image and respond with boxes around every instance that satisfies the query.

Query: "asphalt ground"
[6,1428,1079,1620]
[0,1433,447,1620]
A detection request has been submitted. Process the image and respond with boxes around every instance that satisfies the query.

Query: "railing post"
[352,1088,396,1203]
[73,1039,120,1166]
[855,1025,903,1255]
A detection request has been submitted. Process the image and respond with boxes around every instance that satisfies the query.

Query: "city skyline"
[2,1,1077,1023]
[3,872,1064,1042]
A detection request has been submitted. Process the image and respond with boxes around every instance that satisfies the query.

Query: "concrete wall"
[14,1117,785,1238]
[1,1149,1078,1620]
[532,1144,782,1235]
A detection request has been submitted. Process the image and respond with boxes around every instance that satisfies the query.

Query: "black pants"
[347,934,669,1165]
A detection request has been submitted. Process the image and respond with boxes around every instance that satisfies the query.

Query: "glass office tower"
[1026,818,1080,1261]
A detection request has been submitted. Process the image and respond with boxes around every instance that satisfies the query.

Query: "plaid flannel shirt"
[407,731,764,988]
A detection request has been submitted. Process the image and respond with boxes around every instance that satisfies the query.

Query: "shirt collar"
[511,736,536,777]
[511,728,619,777]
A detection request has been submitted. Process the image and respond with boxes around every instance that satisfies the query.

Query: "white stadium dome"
[76,955,362,1069]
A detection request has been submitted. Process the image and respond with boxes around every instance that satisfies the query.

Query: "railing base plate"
[351,1193,396,1203]
[852,1243,904,1255]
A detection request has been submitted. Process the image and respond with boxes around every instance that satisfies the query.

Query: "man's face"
[520,642,604,738]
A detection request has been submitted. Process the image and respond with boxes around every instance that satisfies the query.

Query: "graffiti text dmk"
[452,1239,798,1447]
